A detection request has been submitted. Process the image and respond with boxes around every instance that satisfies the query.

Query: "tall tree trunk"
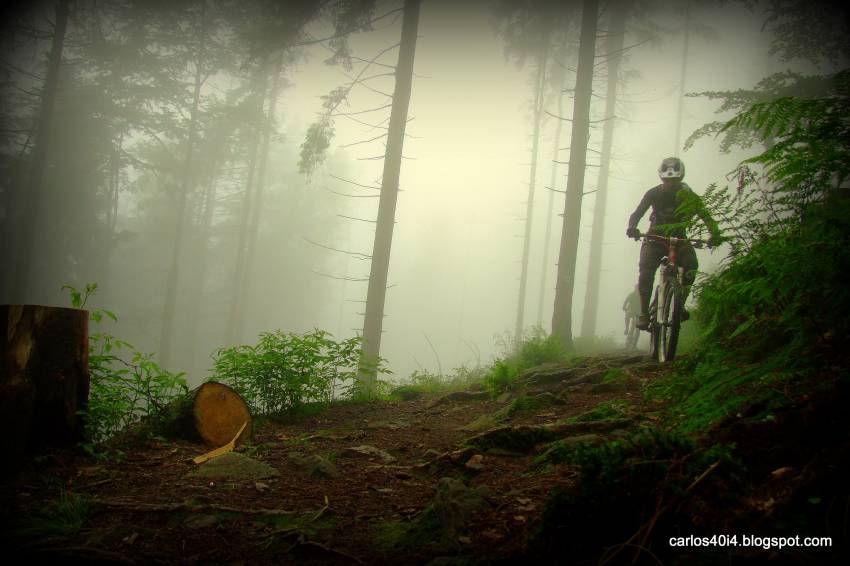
[13,0,70,304]
[537,54,568,327]
[1,133,33,302]
[673,0,691,156]
[241,53,284,334]
[1,305,89,469]
[358,0,421,394]
[160,0,206,368]
[185,163,222,376]
[515,43,548,344]
[580,0,627,338]
[551,0,599,348]
[226,59,269,346]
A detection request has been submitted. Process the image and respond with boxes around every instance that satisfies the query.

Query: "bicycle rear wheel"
[659,281,682,362]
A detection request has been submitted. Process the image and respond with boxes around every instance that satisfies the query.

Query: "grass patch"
[647,347,811,434]
[564,400,630,424]
[601,368,624,383]
[506,393,560,417]
[11,490,89,539]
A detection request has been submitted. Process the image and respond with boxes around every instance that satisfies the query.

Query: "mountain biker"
[622,284,640,336]
[625,157,721,330]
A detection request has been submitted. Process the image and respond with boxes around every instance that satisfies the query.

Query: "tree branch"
[311,270,369,282]
[302,236,371,259]
[329,174,381,190]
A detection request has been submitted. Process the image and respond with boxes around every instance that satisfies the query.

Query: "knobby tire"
[660,280,682,362]
[648,289,660,361]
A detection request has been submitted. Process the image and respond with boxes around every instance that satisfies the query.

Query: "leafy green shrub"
[209,329,361,414]
[407,370,444,393]
[514,326,571,368]
[485,327,571,394]
[691,70,850,360]
[64,284,188,445]
[483,359,519,394]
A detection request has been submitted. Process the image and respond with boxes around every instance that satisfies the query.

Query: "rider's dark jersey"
[628,182,707,238]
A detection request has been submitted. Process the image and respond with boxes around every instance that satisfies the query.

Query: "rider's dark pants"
[637,240,698,314]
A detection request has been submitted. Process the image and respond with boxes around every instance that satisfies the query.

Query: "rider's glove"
[626,227,640,240]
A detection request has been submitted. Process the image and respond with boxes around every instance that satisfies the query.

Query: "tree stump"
[0,305,89,463]
[160,381,252,447]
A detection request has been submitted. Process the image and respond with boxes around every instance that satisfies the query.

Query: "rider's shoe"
[636,314,650,330]
[680,309,690,321]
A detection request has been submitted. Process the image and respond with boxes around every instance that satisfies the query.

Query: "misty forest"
[1,0,849,563]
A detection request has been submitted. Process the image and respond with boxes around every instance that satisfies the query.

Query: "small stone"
[458,536,472,545]
[340,445,396,463]
[185,514,219,530]
[255,481,269,491]
[465,454,485,471]
[287,452,340,479]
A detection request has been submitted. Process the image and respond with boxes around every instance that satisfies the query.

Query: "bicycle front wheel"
[648,288,660,361]
[626,317,640,349]
[659,281,682,362]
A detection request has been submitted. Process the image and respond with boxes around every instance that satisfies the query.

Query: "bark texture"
[0,305,89,465]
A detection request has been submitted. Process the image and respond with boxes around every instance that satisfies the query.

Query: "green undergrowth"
[374,505,446,553]
[529,429,740,562]
[506,392,561,417]
[564,399,630,424]
[648,341,820,435]
[7,490,90,540]
[484,327,573,394]
[388,365,487,399]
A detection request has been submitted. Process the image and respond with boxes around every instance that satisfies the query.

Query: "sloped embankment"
[3,351,847,564]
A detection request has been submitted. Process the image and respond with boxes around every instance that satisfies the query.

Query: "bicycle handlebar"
[631,231,712,249]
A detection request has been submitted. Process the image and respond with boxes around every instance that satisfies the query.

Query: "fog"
[1,0,843,387]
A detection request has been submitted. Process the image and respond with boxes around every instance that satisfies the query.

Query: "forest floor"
[3,350,848,565]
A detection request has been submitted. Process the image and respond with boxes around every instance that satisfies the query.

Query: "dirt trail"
[4,352,671,564]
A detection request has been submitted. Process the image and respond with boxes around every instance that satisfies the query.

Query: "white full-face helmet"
[658,156,685,180]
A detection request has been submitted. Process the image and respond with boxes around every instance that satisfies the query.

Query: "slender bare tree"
[159,0,208,367]
[551,0,599,347]
[581,0,628,338]
[358,0,421,394]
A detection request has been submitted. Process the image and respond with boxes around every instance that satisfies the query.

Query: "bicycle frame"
[635,232,707,361]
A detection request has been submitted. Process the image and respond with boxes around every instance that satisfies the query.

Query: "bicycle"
[633,232,710,362]
[625,313,640,349]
